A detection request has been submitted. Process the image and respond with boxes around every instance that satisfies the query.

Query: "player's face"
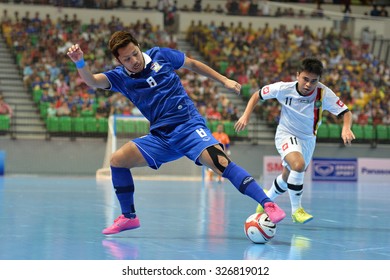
[296,71,320,95]
[116,42,144,74]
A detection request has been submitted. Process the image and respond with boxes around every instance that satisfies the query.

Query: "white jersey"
[260,81,348,140]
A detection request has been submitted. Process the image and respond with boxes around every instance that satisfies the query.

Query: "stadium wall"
[1,138,389,179]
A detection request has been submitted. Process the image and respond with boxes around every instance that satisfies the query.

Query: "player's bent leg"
[103,166,140,235]
[105,143,148,235]
[222,162,286,223]
[200,147,286,223]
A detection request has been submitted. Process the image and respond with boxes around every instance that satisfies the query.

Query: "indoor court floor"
[0,175,389,261]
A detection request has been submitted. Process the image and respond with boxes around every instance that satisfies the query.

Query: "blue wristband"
[75,59,85,69]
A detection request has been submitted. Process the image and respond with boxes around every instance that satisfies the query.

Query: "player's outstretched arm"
[235,90,260,132]
[67,44,110,89]
[341,111,355,146]
[182,57,241,95]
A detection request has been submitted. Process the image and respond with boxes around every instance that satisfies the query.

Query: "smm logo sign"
[312,158,357,181]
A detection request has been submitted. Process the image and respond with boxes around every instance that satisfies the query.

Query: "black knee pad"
[206,145,231,173]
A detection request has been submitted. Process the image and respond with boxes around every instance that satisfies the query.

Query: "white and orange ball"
[244,213,277,244]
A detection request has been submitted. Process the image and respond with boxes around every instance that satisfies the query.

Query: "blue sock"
[222,162,272,206]
[111,166,136,218]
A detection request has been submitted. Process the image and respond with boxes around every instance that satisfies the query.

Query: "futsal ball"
[244,213,277,244]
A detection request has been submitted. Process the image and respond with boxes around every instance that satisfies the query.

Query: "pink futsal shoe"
[102,214,140,235]
[264,202,286,224]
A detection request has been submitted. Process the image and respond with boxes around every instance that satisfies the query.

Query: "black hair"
[298,57,324,77]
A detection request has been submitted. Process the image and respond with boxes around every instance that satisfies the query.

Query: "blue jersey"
[103,47,200,131]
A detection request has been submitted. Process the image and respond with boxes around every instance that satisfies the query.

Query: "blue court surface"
[0,175,389,261]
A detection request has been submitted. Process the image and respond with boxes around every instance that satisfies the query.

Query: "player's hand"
[67,44,84,63]
[342,129,355,146]
[234,115,249,132]
[223,78,241,95]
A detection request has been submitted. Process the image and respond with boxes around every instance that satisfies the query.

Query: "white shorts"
[275,129,316,170]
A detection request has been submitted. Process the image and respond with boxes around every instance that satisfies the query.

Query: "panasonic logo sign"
[361,168,390,175]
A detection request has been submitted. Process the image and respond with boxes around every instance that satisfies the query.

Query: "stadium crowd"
[186,16,389,127]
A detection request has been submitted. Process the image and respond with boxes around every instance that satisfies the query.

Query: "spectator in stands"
[235,57,355,224]
[56,100,71,117]
[192,0,202,12]
[248,0,259,16]
[67,30,285,235]
[370,5,381,17]
[383,112,390,124]
[69,104,80,118]
[226,0,239,15]
[130,1,139,10]
[206,104,222,121]
[0,94,13,118]
[379,6,388,17]
[215,4,225,14]
[40,88,53,103]
[311,1,324,18]
[22,59,34,89]
[259,0,270,16]
[95,99,110,119]
[239,0,250,16]
[1,9,11,24]
[80,94,95,117]
[142,1,154,10]
[342,0,352,14]
[356,109,370,125]
[203,3,214,13]
[47,102,57,118]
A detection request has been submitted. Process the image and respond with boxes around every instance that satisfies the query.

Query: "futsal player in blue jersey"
[67,30,286,235]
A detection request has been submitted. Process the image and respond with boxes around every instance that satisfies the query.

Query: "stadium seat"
[123,119,137,134]
[73,117,85,133]
[375,124,388,141]
[363,124,375,140]
[136,120,149,135]
[84,117,97,133]
[208,121,219,133]
[97,118,108,133]
[316,124,329,139]
[327,123,341,139]
[33,89,43,103]
[46,117,59,132]
[59,117,72,132]
[351,124,364,141]
[39,102,50,119]
[80,110,94,118]
[219,61,228,75]
[0,115,10,131]
[223,121,235,136]
[30,34,38,46]
[237,128,248,137]
[241,84,252,100]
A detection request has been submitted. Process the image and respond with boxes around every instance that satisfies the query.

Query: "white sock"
[267,174,288,200]
[287,170,304,213]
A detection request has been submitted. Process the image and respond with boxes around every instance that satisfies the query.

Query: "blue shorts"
[132,117,220,169]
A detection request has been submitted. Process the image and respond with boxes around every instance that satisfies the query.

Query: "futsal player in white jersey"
[235,57,355,224]
[67,30,286,235]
